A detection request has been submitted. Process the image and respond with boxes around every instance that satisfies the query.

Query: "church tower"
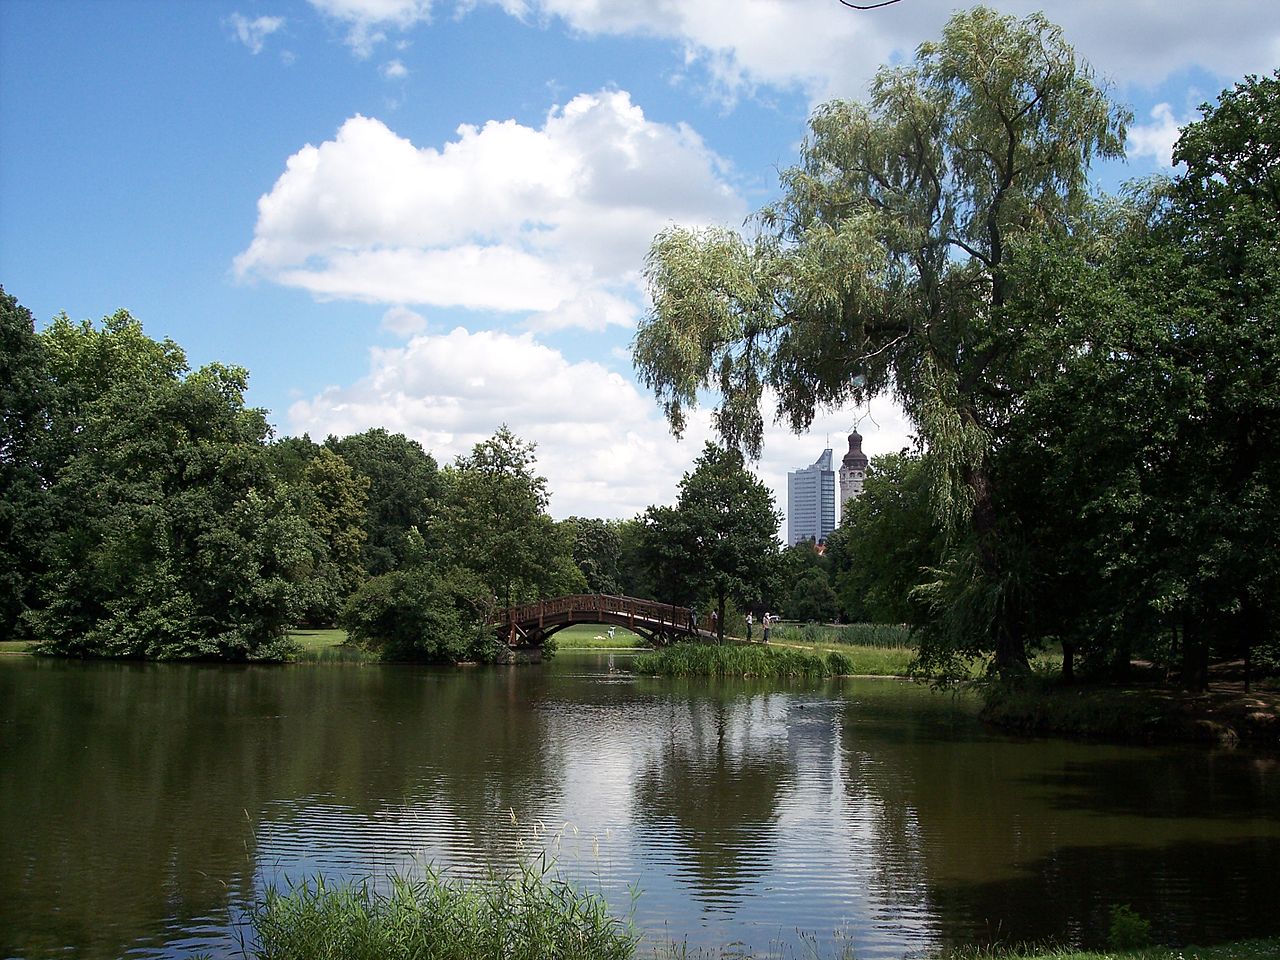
[838,430,869,520]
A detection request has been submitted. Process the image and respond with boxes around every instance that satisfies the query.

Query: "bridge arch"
[490,594,702,648]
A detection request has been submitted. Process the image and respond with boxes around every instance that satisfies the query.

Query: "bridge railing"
[491,593,695,633]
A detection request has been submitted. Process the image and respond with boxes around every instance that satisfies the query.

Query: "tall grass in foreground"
[249,863,638,960]
[633,643,855,678]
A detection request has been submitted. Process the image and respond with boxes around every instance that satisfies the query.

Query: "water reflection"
[2,656,1278,960]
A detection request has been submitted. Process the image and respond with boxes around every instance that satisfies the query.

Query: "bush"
[826,650,854,675]
[340,565,486,663]
[1108,903,1153,949]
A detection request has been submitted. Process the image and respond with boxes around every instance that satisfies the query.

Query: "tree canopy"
[635,5,1129,678]
[642,443,780,642]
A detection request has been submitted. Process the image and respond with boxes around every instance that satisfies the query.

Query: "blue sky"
[2,0,1277,519]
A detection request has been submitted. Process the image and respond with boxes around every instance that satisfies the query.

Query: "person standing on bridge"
[690,606,698,635]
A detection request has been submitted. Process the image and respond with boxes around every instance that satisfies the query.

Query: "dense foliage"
[0,302,578,663]
[639,443,781,642]
[634,8,1278,687]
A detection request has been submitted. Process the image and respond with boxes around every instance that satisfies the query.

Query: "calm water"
[2,651,1278,959]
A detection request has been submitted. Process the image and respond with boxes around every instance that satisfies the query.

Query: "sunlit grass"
[287,628,379,663]
[0,639,32,655]
[555,624,652,649]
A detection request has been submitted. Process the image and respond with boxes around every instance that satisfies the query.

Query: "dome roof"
[841,430,869,471]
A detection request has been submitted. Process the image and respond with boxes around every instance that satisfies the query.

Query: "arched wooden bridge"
[489,593,706,647]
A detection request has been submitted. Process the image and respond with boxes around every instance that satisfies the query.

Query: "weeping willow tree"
[633,6,1128,679]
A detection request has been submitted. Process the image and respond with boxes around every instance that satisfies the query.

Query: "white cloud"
[288,325,912,521]
[485,1,1280,103]
[309,0,432,56]
[382,58,409,79]
[1127,102,1186,168]
[381,305,427,336]
[236,91,744,328]
[228,13,285,55]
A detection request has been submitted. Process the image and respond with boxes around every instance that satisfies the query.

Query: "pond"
[2,650,1278,959]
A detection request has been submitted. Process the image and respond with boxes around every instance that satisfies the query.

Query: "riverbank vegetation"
[634,643,854,679]
[249,864,637,960]
[243,862,1278,960]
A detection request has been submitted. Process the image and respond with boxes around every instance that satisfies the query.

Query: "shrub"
[340,565,486,663]
[1108,903,1153,949]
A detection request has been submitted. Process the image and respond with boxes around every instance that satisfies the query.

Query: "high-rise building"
[838,430,869,520]
[787,447,836,545]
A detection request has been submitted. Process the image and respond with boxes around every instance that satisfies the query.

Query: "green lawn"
[288,628,349,650]
[553,624,651,648]
[286,628,379,663]
[0,639,32,655]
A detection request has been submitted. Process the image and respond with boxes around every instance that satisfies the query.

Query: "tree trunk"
[1180,612,1209,692]
[964,459,1030,681]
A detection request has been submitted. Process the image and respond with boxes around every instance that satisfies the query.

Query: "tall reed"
[249,861,638,960]
[633,643,852,678]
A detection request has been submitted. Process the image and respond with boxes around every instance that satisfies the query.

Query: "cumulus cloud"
[228,13,285,55]
[235,91,744,328]
[288,326,913,521]
[381,58,409,78]
[1127,102,1186,168]
[310,0,433,56]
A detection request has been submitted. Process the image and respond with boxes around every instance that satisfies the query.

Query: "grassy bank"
[633,642,856,678]
[981,681,1280,748]
[0,639,32,655]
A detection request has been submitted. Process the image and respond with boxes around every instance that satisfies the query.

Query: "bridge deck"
[490,593,702,646]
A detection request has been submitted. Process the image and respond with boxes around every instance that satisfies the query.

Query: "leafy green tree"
[633,6,1128,678]
[340,564,488,662]
[266,434,321,485]
[28,312,310,660]
[325,428,440,576]
[290,448,369,625]
[614,516,656,599]
[993,72,1280,689]
[829,453,941,626]
[642,443,781,643]
[563,516,624,595]
[433,427,584,606]
[787,567,839,623]
[0,289,49,640]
